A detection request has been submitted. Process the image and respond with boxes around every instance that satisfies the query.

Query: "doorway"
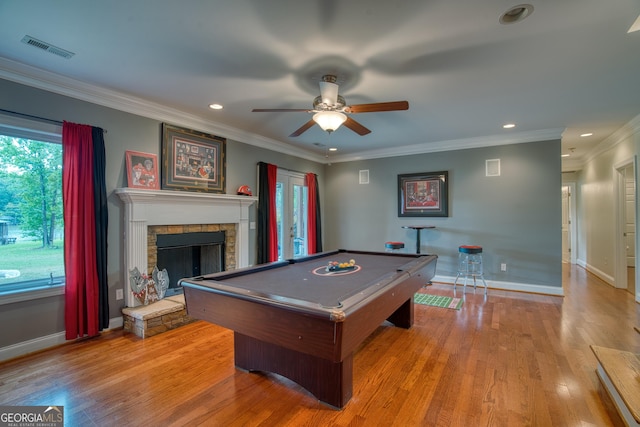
[614,158,637,299]
[561,183,577,265]
[275,170,308,260]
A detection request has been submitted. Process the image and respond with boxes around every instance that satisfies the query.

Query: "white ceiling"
[1,0,639,168]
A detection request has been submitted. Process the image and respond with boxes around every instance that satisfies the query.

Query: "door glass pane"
[292,184,308,258]
[276,181,284,261]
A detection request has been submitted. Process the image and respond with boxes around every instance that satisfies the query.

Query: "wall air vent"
[20,35,75,59]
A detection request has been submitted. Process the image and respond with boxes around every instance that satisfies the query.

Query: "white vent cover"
[21,35,75,59]
[486,159,501,177]
[359,170,369,184]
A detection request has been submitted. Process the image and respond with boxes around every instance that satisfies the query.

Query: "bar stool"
[385,241,405,253]
[454,245,488,294]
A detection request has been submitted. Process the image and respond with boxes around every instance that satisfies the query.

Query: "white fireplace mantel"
[115,188,257,307]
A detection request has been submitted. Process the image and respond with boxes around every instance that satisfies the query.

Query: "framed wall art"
[126,150,160,190]
[161,123,226,193]
[398,171,449,217]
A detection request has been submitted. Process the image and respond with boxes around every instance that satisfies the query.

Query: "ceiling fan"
[252,75,409,137]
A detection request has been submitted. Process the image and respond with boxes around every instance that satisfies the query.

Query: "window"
[0,114,64,302]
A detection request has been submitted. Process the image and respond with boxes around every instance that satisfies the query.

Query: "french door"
[275,170,308,260]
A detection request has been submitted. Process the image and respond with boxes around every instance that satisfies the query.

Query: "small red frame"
[126,150,160,190]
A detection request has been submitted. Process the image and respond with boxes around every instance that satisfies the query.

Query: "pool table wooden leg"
[386,298,414,329]
[234,332,353,409]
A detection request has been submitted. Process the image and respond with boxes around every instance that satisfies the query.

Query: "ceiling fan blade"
[289,119,316,137]
[345,101,409,114]
[343,117,371,136]
[252,108,311,112]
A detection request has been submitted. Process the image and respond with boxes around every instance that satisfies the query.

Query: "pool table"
[180,249,438,408]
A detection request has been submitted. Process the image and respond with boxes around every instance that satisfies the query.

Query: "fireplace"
[116,188,257,307]
[149,228,230,296]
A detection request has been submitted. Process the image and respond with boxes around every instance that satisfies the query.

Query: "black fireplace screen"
[156,231,225,296]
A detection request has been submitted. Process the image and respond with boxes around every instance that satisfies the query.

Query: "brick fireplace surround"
[116,188,257,337]
[147,223,237,273]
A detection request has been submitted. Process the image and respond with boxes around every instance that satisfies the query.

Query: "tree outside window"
[0,133,65,292]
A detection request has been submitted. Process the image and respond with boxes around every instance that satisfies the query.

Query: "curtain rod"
[279,166,309,175]
[259,162,308,176]
[0,108,107,132]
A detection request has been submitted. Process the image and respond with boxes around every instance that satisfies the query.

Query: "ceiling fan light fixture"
[319,81,340,106]
[313,111,347,132]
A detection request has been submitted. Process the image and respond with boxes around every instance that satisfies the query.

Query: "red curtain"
[63,122,100,339]
[267,163,278,261]
[306,173,318,254]
[257,162,279,263]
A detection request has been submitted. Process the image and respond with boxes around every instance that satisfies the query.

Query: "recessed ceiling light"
[580,133,593,137]
[499,4,534,25]
[503,123,516,129]
[208,103,223,110]
[329,147,338,151]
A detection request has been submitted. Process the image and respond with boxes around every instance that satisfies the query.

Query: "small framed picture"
[398,171,449,217]
[126,150,160,190]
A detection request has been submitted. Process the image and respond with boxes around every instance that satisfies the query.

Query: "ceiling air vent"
[21,35,75,59]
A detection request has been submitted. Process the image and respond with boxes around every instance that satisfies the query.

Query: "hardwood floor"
[1,263,638,426]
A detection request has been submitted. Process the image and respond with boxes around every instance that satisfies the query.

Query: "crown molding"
[0,57,603,167]
[328,128,564,163]
[583,113,640,165]
[0,57,326,164]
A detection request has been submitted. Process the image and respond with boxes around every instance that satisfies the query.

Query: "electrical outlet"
[500,263,507,272]
[116,289,124,300]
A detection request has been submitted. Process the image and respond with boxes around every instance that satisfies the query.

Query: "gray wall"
[0,76,563,353]
[324,140,562,288]
[0,78,324,348]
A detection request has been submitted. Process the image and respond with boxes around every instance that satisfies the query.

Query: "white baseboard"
[576,259,615,287]
[0,316,124,363]
[586,265,615,287]
[0,331,67,362]
[109,316,124,329]
[433,275,565,296]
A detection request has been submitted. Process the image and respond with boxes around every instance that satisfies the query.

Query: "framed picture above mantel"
[398,171,449,217]
[161,123,226,193]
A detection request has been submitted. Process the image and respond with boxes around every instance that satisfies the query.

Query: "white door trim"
[613,157,637,296]
[562,182,577,265]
